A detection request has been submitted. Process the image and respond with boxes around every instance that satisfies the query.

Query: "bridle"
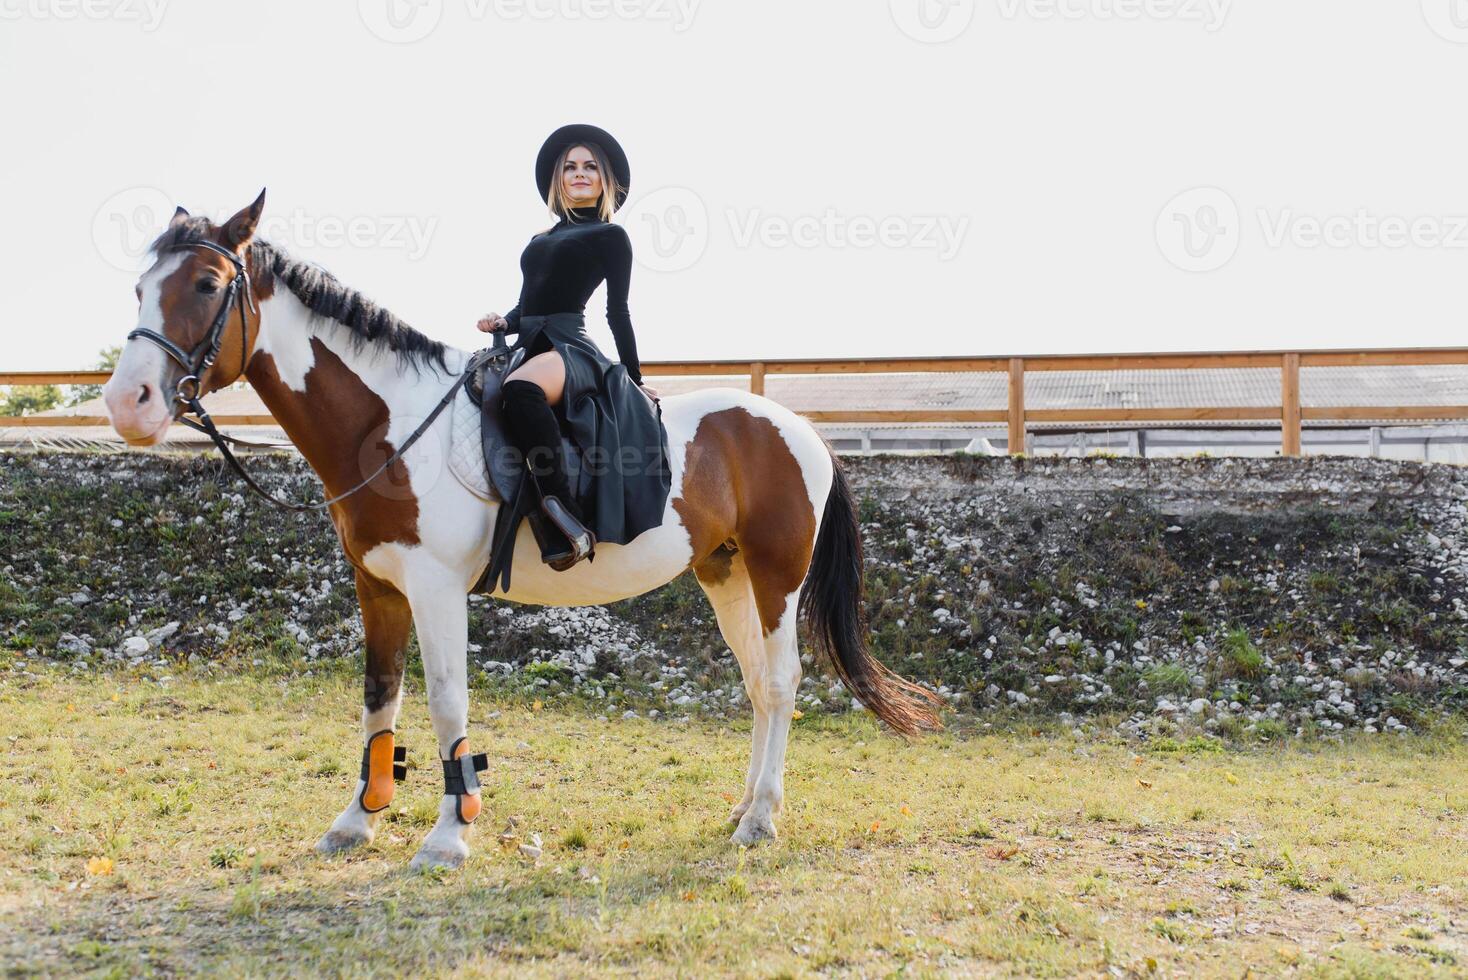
[127,239,256,407]
[124,237,486,513]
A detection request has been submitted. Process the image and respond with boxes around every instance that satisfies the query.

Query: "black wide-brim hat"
[535,123,631,211]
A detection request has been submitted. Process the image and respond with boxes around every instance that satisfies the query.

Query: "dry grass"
[1,668,1465,977]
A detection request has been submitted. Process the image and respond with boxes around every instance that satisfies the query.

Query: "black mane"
[149,217,450,374]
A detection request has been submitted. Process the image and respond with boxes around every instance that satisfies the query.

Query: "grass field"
[2,667,1465,978]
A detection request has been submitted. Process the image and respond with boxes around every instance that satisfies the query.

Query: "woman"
[477,123,669,572]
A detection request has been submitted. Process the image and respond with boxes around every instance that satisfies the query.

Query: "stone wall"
[2,451,1464,737]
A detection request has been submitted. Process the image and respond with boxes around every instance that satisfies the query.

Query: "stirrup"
[525,509,569,564]
[539,494,596,571]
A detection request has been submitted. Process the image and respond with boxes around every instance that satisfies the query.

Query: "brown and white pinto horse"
[102,191,942,870]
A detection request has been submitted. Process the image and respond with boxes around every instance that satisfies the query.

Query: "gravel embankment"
[2,451,1465,738]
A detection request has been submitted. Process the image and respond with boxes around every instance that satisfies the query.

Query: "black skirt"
[512,312,671,546]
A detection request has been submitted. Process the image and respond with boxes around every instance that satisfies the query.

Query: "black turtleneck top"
[502,205,643,385]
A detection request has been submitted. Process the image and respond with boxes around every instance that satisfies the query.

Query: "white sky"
[2,0,1466,371]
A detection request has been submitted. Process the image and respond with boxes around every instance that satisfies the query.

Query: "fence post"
[749,361,766,397]
[1281,352,1301,457]
[1007,357,1026,455]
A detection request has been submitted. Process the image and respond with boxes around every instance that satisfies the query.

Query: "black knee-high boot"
[501,379,594,568]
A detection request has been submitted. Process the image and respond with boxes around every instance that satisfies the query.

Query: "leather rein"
[125,239,488,513]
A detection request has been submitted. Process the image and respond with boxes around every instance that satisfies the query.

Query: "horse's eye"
[197,279,220,295]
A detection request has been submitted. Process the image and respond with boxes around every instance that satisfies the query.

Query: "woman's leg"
[504,351,566,406]
[504,352,569,493]
[500,352,593,566]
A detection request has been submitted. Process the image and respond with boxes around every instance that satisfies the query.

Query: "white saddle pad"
[448,383,496,501]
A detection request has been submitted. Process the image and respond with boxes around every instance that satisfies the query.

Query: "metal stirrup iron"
[442,736,490,825]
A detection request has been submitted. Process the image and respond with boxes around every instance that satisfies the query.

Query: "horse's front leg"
[317,570,411,855]
[403,570,483,871]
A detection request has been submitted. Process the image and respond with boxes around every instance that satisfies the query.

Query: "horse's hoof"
[316,829,372,856]
[728,800,751,823]
[730,815,777,846]
[410,846,467,872]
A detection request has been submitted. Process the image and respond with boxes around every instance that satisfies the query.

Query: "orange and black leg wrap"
[358,729,408,814]
[442,736,489,825]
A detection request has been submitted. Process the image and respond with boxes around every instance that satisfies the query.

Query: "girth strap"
[475,470,538,594]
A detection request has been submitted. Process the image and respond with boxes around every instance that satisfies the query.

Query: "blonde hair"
[546,141,621,224]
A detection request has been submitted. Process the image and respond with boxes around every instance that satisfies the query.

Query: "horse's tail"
[798,450,945,736]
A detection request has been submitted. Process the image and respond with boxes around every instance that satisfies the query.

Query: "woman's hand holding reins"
[477,313,508,333]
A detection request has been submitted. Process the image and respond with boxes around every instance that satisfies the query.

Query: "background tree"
[0,385,62,417]
[1,347,121,418]
[64,346,122,407]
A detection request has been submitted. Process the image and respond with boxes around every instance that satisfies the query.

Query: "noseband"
[126,239,257,405]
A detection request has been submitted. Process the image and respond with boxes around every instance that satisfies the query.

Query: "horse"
[101,190,943,870]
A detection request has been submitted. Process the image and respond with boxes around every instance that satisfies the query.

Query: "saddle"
[463,331,587,595]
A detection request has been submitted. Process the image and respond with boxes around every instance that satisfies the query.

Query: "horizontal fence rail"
[6,347,1468,456]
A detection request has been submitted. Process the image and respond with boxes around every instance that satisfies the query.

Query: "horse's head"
[103,190,267,445]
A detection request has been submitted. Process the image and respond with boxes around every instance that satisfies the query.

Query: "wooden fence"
[5,347,1468,457]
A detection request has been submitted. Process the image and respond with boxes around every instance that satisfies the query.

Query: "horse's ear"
[169,206,190,229]
[222,188,267,249]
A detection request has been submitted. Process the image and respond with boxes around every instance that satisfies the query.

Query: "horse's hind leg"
[695,543,806,844]
[694,547,769,824]
[719,519,817,845]
[730,598,803,846]
[317,570,411,855]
